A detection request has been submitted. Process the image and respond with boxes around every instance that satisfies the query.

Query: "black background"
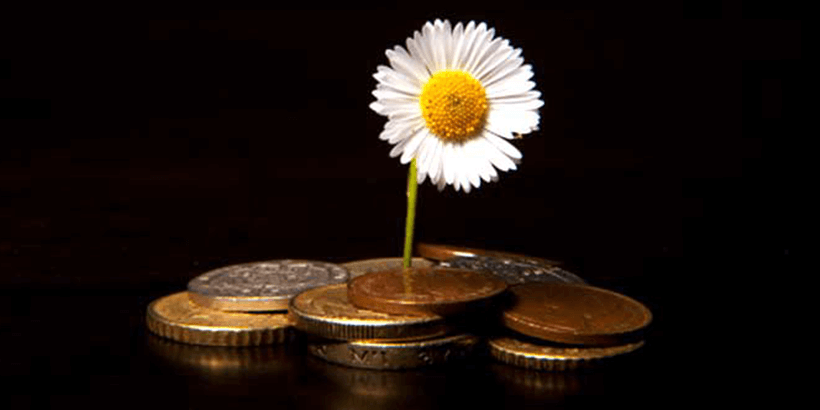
[1,2,803,408]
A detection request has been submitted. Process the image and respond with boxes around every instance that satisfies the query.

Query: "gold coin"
[288,283,449,341]
[307,334,479,370]
[488,337,644,371]
[146,292,293,346]
[341,257,433,278]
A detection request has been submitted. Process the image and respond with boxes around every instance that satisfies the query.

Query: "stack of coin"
[146,249,651,372]
[288,274,489,369]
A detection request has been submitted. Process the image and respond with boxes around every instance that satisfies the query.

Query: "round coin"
[307,334,479,370]
[439,255,585,285]
[146,292,293,346]
[187,259,350,312]
[489,337,644,371]
[289,284,449,341]
[417,243,563,267]
[347,267,508,317]
[502,283,652,345]
[342,257,433,278]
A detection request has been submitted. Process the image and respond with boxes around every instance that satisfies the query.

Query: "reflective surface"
[1,4,782,408]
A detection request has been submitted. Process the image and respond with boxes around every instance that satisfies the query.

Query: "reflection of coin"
[502,283,652,345]
[146,292,293,346]
[342,257,433,278]
[489,337,644,371]
[440,255,585,285]
[187,260,349,312]
[347,267,507,316]
[146,333,299,374]
[307,334,479,370]
[288,284,448,341]
[306,356,430,398]
[417,243,563,267]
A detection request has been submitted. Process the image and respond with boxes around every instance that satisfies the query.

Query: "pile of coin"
[146,245,651,371]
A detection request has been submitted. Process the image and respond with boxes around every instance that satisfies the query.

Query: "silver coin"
[188,259,350,312]
[438,255,585,285]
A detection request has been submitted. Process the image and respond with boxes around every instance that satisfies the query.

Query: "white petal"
[374,67,420,96]
[491,90,542,103]
[428,139,444,181]
[372,88,417,103]
[483,61,529,89]
[463,24,491,74]
[452,21,476,68]
[417,168,427,184]
[485,80,536,99]
[469,37,506,77]
[463,140,482,189]
[389,135,413,158]
[491,98,544,110]
[448,22,464,69]
[477,48,523,83]
[436,176,447,191]
[399,128,428,164]
[406,32,434,76]
[388,123,421,144]
[424,21,439,73]
[484,131,523,160]
[487,109,540,134]
[481,136,516,171]
[416,132,437,176]
[369,101,386,115]
[386,46,429,85]
[465,27,497,74]
[443,143,456,184]
[473,40,515,81]
[374,101,420,116]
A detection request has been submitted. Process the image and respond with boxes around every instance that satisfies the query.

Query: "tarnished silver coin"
[188,260,350,312]
[438,255,585,285]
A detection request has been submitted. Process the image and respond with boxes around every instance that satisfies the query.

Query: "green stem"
[402,159,418,268]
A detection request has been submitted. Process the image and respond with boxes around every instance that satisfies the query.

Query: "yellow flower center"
[419,70,488,141]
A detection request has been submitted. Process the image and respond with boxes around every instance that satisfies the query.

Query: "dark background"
[1,2,802,408]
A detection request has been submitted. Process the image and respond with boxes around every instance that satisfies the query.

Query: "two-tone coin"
[307,334,479,370]
[187,259,349,312]
[288,283,449,341]
[347,267,507,317]
[440,255,585,285]
[502,283,652,345]
[489,337,644,371]
[342,257,433,278]
[146,292,293,346]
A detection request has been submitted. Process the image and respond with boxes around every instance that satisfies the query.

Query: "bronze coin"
[416,243,564,267]
[488,337,644,371]
[347,267,508,317]
[502,283,651,345]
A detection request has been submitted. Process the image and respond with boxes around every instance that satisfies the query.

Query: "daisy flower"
[370,19,543,193]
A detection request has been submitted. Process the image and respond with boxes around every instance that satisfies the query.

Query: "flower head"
[370,19,543,192]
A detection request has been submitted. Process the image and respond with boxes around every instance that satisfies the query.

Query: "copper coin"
[488,337,644,371]
[347,267,508,316]
[416,243,564,267]
[502,283,652,345]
